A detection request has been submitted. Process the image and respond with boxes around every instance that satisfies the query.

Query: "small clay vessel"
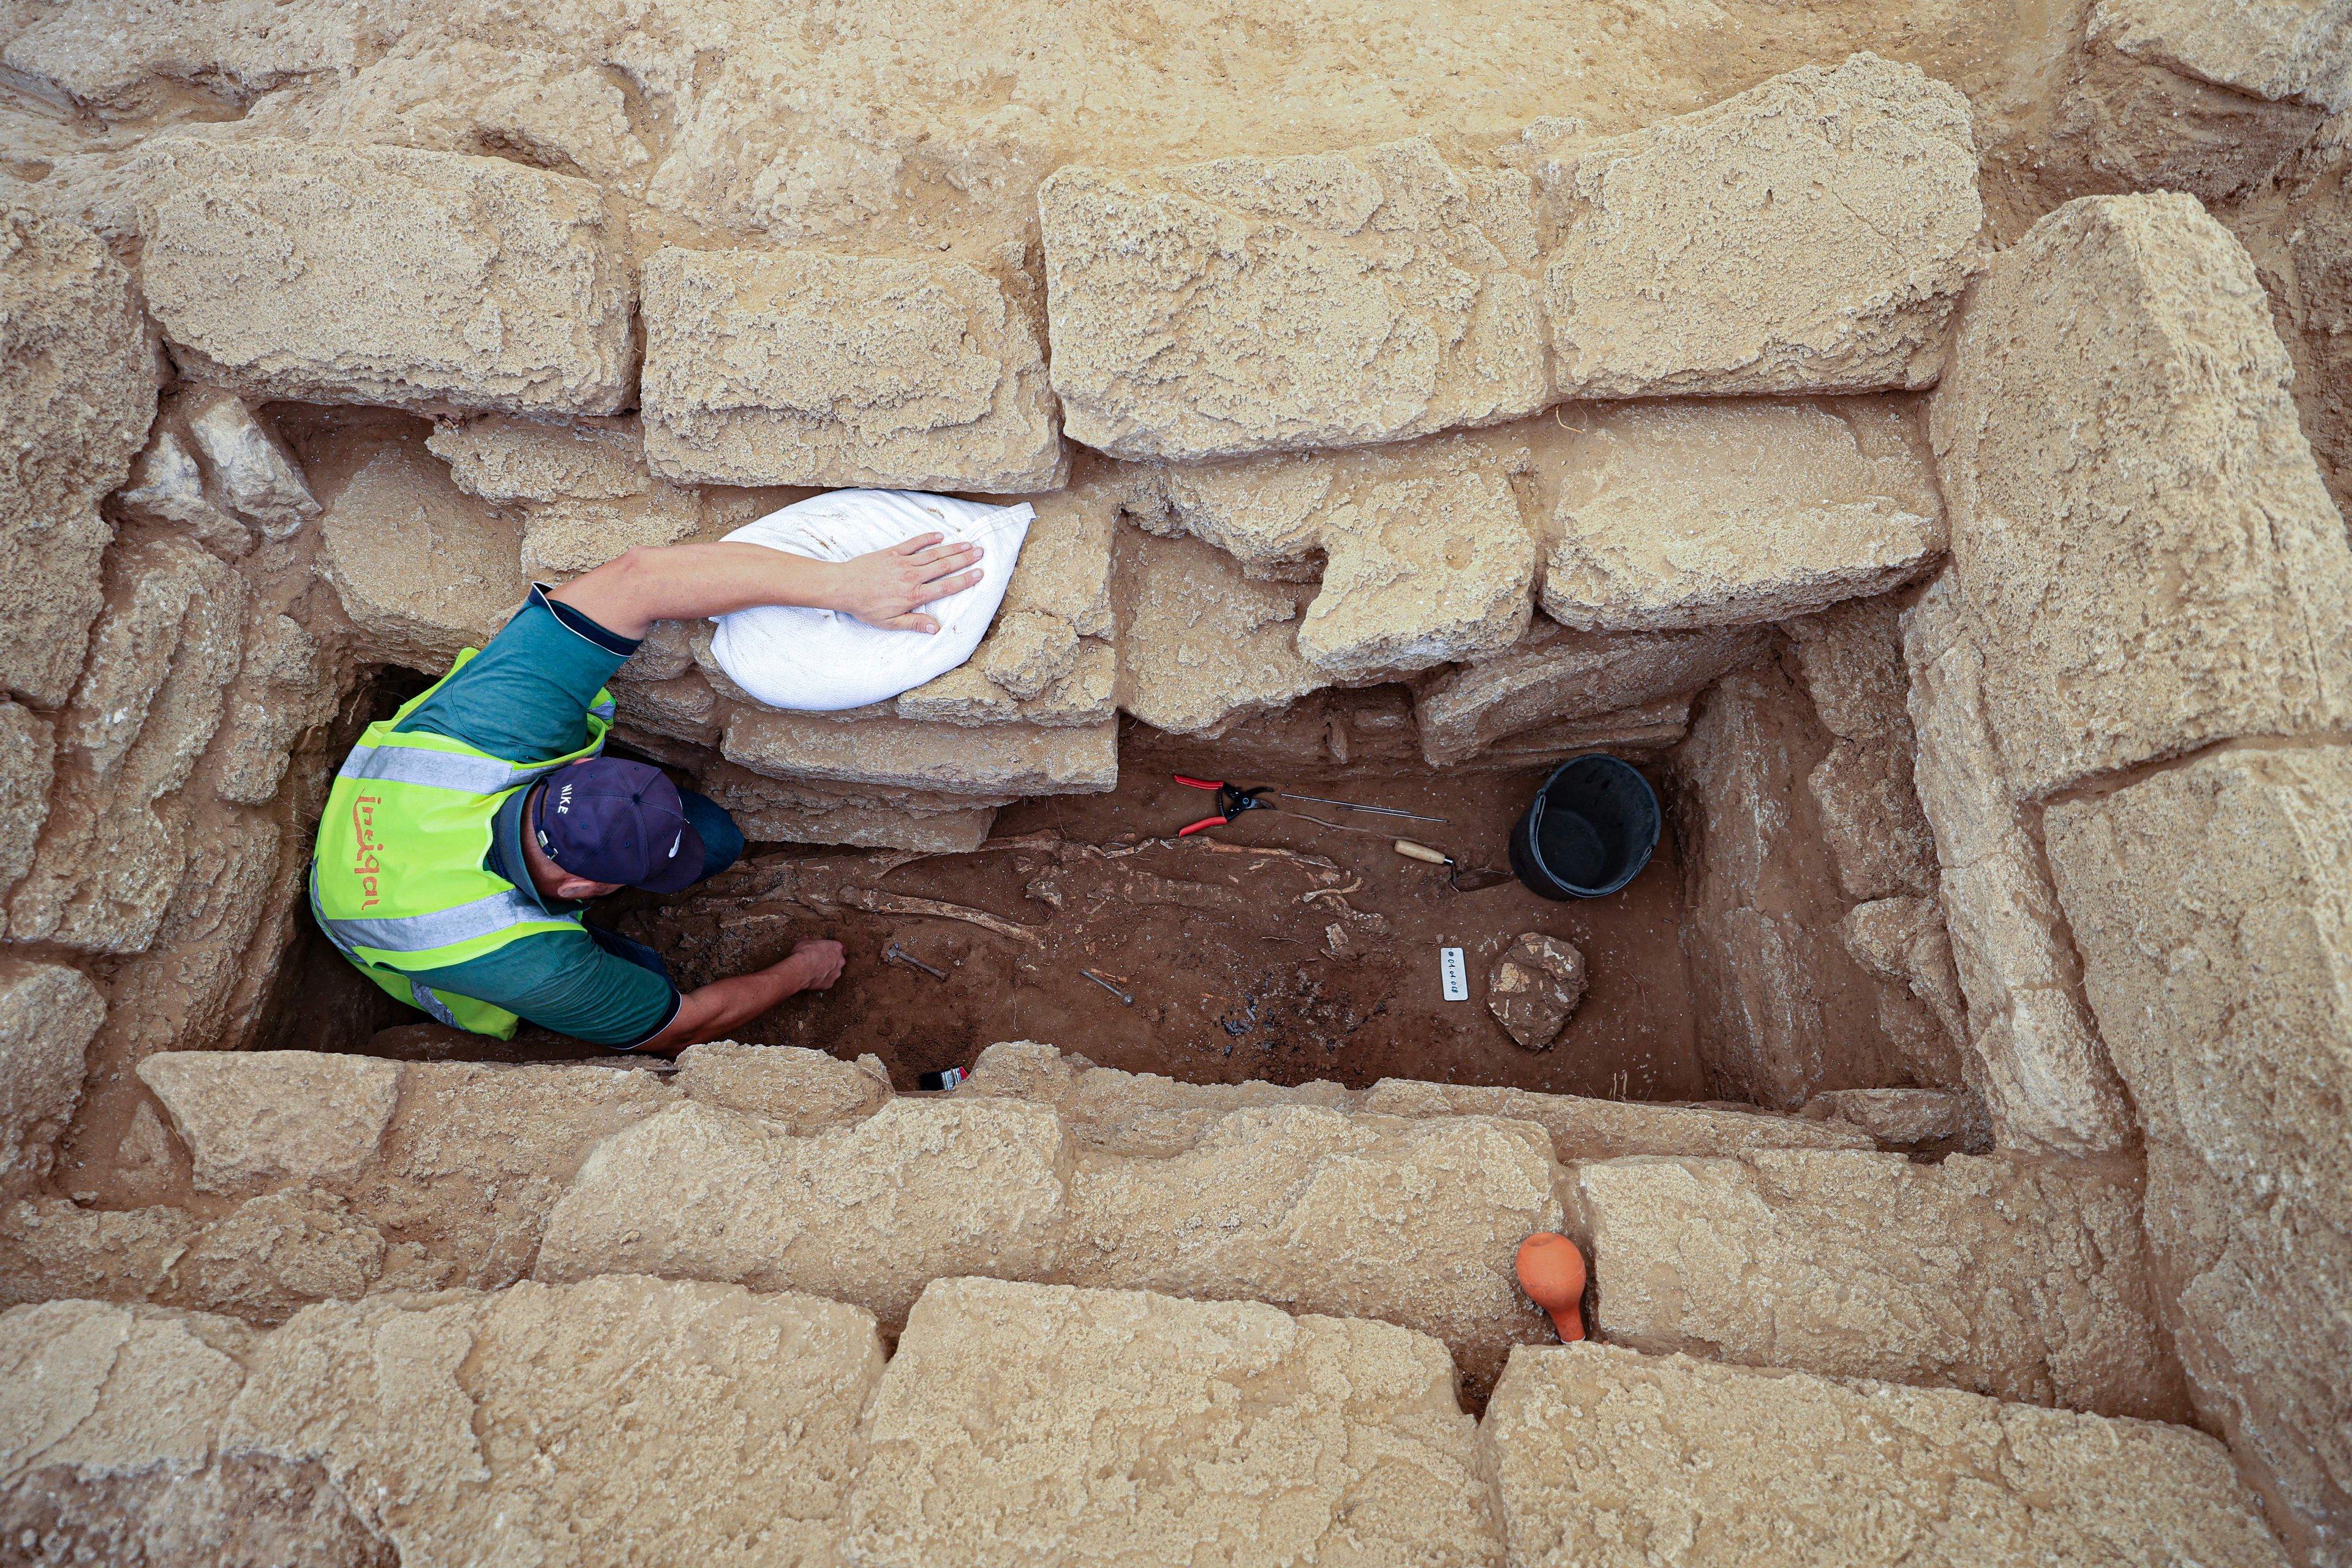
[1515,1231,1588,1342]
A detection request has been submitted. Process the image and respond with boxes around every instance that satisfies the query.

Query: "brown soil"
[296,731,1706,1102]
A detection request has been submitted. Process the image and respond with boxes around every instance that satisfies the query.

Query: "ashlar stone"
[675,1041,892,1133]
[723,706,1116,796]
[0,960,105,1193]
[1,0,366,118]
[1931,192,2352,799]
[1115,526,1328,737]
[135,137,633,414]
[1561,1149,2190,1421]
[0,703,53,893]
[535,1098,1071,1331]
[319,439,527,670]
[426,413,650,502]
[848,1278,1504,1568]
[958,1041,1357,1158]
[1902,573,2134,1155]
[138,1051,401,1196]
[1041,137,1548,461]
[2090,0,2352,111]
[1355,1079,1876,1161]
[688,764,1003,854]
[0,205,158,708]
[2044,744,2352,1566]
[1482,1344,2289,1568]
[1059,1105,1562,1395]
[1541,54,1986,399]
[642,246,1065,492]
[1412,619,1766,767]
[1539,401,1944,633]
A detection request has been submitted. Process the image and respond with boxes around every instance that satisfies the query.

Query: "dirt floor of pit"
[277,732,1708,1101]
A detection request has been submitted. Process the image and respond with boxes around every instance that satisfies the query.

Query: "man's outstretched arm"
[551,536,984,640]
[636,939,846,1057]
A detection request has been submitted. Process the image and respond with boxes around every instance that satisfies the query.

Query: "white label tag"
[1440,946,1469,1002]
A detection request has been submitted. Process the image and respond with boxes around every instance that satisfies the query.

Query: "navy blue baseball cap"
[530,758,706,894]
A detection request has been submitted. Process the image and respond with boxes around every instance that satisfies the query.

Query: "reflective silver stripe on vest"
[338,743,570,795]
[307,863,358,959]
[590,698,616,720]
[319,886,556,957]
[407,978,463,1028]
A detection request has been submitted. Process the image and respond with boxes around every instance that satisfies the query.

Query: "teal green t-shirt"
[388,586,682,1049]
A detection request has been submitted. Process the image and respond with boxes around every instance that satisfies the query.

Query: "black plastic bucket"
[1509,755,1660,900]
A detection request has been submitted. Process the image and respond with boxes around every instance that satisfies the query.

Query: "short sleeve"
[396,584,638,764]
[409,929,680,1049]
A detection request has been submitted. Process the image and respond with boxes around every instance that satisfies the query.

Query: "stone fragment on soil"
[1539,401,1943,632]
[1902,573,2133,1155]
[723,706,1117,796]
[1562,1149,2189,1420]
[135,137,635,415]
[0,205,158,709]
[535,1099,1071,1330]
[641,246,1065,492]
[1482,1344,2290,1568]
[221,1276,885,1567]
[1413,620,1766,767]
[318,439,527,669]
[139,1052,401,1196]
[2045,743,2352,1564]
[1486,933,1586,1050]
[0,960,105,1193]
[180,387,318,538]
[116,426,252,557]
[1932,192,2352,800]
[676,1042,892,1133]
[1060,1105,1562,1396]
[1041,137,1547,461]
[848,1278,1503,1568]
[2090,0,2352,111]
[1540,54,1985,399]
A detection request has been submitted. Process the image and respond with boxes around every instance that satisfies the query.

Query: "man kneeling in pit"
[309,532,985,1054]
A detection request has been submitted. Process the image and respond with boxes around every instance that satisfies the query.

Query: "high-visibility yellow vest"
[309,649,617,1038]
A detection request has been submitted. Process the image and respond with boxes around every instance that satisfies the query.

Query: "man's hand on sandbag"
[832,533,987,633]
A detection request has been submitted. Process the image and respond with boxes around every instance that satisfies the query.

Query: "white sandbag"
[707,489,1035,711]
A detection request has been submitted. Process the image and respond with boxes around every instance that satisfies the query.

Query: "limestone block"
[1784,593,1918,746]
[4,535,251,954]
[135,137,633,414]
[723,706,1116,796]
[1561,1150,2188,1420]
[0,703,53,892]
[0,961,104,1192]
[181,388,318,538]
[535,1098,1071,1330]
[1487,933,1586,1050]
[1808,739,1938,900]
[1482,1344,2290,1568]
[1357,1079,1877,1161]
[1116,527,1328,737]
[138,1052,401,1196]
[2054,32,2331,208]
[1902,573,2133,1154]
[848,1277,1504,1568]
[1931,193,2352,799]
[319,440,527,670]
[1539,402,1943,632]
[222,1276,886,1568]
[987,484,1117,641]
[1136,441,1537,679]
[213,612,340,806]
[341,1060,676,1294]
[1541,55,1985,399]
[641,247,1065,492]
[0,1200,202,1312]
[167,1190,400,1325]
[426,413,650,502]
[0,205,157,707]
[1060,1106,1562,1393]
[676,1042,892,1132]
[2044,744,2352,1564]
[2091,0,2352,111]
[1439,696,1694,771]
[116,426,253,557]
[959,1040,1356,1157]
[519,482,703,578]
[1413,620,1765,767]
[1837,896,1970,1088]
[690,763,1002,854]
[1041,138,1547,461]
[1806,1087,1982,1147]
[1,0,366,117]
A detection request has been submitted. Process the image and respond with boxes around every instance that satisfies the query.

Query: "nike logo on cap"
[668,829,682,858]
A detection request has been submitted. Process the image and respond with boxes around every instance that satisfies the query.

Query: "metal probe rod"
[1276,791,1447,824]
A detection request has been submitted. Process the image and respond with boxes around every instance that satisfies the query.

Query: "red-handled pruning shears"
[1173,775,1275,837]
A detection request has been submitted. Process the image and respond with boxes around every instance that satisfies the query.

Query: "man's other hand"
[832,534,984,633]
[785,937,846,990]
